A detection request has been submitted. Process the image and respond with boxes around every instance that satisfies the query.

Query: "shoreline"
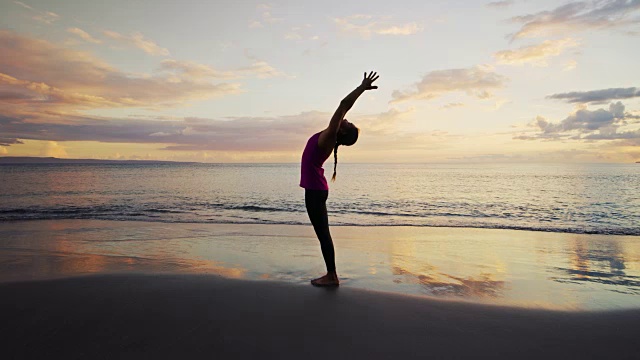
[0,218,638,237]
[1,219,639,311]
[3,273,640,359]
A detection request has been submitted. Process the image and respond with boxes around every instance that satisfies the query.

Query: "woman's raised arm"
[318,71,379,151]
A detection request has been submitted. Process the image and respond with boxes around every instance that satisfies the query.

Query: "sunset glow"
[1,0,639,163]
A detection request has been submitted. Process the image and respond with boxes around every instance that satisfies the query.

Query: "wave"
[0,206,637,236]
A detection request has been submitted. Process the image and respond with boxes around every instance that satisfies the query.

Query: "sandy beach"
[1,220,640,358]
[2,220,639,310]
[3,273,640,359]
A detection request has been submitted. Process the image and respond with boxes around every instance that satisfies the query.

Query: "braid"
[331,143,339,182]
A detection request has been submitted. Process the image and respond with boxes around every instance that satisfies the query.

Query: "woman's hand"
[360,71,379,90]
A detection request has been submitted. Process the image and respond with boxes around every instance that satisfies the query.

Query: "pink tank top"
[300,132,330,190]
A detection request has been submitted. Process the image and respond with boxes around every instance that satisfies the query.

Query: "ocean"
[1,162,638,235]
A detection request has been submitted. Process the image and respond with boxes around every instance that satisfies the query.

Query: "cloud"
[32,11,59,24]
[242,49,290,78]
[539,102,626,133]
[284,32,302,40]
[547,87,640,104]
[0,146,7,155]
[284,25,315,41]
[248,21,263,29]
[486,1,514,8]
[103,30,170,56]
[249,4,282,28]
[13,1,60,24]
[583,129,640,139]
[0,110,324,152]
[13,1,33,10]
[355,108,416,135]
[509,0,640,40]
[0,73,133,108]
[0,30,241,110]
[0,106,424,153]
[160,59,236,79]
[0,122,25,146]
[40,141,67,157]
[517,102,640,140]
[375,23,423,35]
[67,28,102,44]
[564,59,578,71]
[494,38,579,66]
[490,97,510,110]
[334,15,422,38]
[160,57,288,80]
[261,11,282,24]
[235,60,286,79]
[391,65,508,104]
[442,102,465,109]
[447,153,525,162]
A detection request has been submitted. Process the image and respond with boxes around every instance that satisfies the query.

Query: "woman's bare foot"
[311,272,340,287]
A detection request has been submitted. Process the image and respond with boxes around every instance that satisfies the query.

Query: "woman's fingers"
[362,71,379,88]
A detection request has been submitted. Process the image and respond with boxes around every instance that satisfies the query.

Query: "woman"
[300,71,379,287]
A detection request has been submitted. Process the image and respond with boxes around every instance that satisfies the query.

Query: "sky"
[0,0,639,163]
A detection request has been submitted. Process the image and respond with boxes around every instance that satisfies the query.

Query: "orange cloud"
[391,65,508,104]
[40,141,68,157]
[0,30,242,111]
[103,30,170,56]
[67,28,102,44]
[160,59,287,80]
[494,38,579,66]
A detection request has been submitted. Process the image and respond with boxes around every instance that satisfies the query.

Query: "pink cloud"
[0,106,428,153]
[0,30,242,110]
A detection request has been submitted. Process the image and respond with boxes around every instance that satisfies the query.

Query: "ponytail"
[331,143,339,182]
[332,124,358,182]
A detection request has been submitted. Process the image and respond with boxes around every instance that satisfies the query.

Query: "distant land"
[0,157,198,165]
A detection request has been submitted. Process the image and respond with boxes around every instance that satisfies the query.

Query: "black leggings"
[305,189,336,272]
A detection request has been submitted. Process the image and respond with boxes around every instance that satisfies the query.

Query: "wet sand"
[2,273,639,359]
[2,220,639,310]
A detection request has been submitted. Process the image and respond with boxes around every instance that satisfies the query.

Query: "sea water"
[1,163,638,235]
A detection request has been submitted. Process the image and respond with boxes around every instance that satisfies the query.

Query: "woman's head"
[332,119,359,181]
[337,119,359,146]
